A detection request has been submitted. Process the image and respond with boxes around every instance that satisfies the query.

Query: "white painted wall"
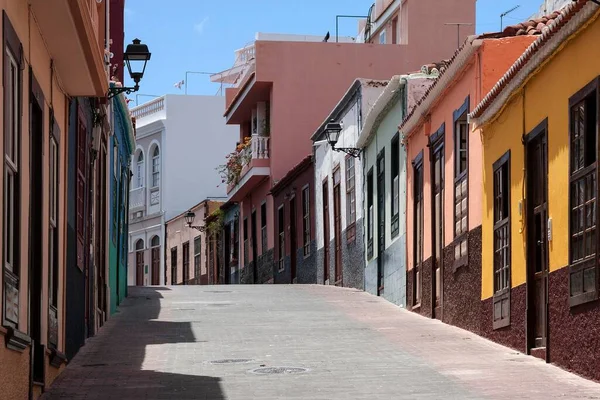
[314,82,387,251]
[162,95,238,221]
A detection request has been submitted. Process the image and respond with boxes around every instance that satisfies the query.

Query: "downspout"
[520,85,530,356]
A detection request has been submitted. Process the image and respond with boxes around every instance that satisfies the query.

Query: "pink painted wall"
[253,37,476,183]
[405,36,537,271]
[238,179,273,266]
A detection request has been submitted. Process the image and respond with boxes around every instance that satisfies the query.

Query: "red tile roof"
[399,9,567,138]
[470,0,591,120]
[270,155,313,196]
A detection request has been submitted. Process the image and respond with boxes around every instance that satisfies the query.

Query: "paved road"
[43,285,600,399]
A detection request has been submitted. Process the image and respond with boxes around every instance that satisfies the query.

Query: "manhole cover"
[250,367,308,375]
[207,303,231,307]
[206,290,232,293]
[82,363,107,367]
[209,358,254,365]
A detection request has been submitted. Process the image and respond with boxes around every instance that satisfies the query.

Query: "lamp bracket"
[107,85,139,99]
[333,146,362,158]
[188,224,207,232]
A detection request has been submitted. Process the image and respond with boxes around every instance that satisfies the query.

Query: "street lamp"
[184,211,207,232]
[107,38,152,99]
[324,120,361,158]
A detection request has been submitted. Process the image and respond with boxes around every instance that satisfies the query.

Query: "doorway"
[333,168,342,285]
[289,197,297,283]
[431,138,444,319]
[29,79,44,385]
[377,152,385,296]
[151,236,160,285]
[322,181,330,283]
[251,210,258,284]
[136,241,144,286]
[526,124,548,353]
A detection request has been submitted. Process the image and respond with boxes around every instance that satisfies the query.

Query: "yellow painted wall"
[481,9,600,300]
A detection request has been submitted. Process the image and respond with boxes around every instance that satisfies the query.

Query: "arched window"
[152,146,160,187]
[135,239,144,251]
[151,235,160,247]
[136,151,144,188]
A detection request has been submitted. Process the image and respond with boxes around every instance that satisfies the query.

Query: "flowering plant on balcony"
[216,136,252,186]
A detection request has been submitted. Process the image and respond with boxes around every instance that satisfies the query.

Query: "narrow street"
[43,285,600,400]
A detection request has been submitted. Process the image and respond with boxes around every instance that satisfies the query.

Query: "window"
[379,30,386,44]
[569,78,599,307]
[492,151,511,329]
[454,98,469,269]
[182,241,190,284]
[302,186,310,256]
[413,153,424,306]
[49,137,59,309]
[261,203,267,254]
[278,205,285,272]
[194,236,201,279]
[152,146,160,187]
[391,17,398,44]
[391,134,400,237]
[137,151,144,187]
[171,247,178,285]
[367,168,374,259]
[346,156,356,242]
[3,16,22,329]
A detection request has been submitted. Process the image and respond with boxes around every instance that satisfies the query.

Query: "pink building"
[213,3,475,283]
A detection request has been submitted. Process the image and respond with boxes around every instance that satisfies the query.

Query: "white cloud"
[193,17,209,34]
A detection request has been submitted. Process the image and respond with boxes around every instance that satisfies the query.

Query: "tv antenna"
[500,5,521,31]
[444,23,473,48]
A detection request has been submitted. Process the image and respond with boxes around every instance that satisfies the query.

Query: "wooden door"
[333,169,342,285]
[136,251,144,286]
[377,152,385,296]
[527,130,548,350]
[289,197,297,283]
[322,181,330,283]
[151,248,160,285]
[431,140,444,319]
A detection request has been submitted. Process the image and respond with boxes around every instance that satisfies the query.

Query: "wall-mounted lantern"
[184,211,207,232]
[107,38,152,99]
[324,119,361,158]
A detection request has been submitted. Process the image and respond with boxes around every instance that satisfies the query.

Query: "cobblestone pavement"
[42,285,600,400]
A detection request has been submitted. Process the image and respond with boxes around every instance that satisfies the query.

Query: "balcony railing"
[131,97,165,119]
[130,187,146,210]
[250,135,269,160]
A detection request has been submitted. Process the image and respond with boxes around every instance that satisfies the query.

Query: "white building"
[127,95,238,286]
[311,79,388,289]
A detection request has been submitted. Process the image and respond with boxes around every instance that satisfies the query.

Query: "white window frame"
[152,147,160,188]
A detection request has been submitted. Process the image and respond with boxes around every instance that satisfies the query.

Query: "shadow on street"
[42,286,225,400]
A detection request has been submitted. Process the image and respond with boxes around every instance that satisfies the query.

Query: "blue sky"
[124,0,547,105]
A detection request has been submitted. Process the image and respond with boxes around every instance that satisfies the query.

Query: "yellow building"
[470,0,600,382]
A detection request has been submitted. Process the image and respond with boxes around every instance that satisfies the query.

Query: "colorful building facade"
[357,72,436,306]
[401,32,538,327]
[470,0,600,380]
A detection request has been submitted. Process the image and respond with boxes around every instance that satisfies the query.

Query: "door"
[151,248,160,285]
[431,140,444,319]
[377,153,386,296]
[136,251,144,286]
[322,181,330,283]
[526,130,548,350]
[251,211,258,284]
[333,169,342,285]
[289,197,297,283]
[29,84,44,384]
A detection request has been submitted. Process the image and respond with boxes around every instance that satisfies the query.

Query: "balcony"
[131,97,165,120]
[130,187,146,211]
[226,135,270,202]
[30,0,107,97]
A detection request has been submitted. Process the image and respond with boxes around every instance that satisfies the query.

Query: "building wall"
[362,98,406,306]
[165,201,219,285]
[272,164,317,284]
[480,9,600,380]
[162,95,238,220]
